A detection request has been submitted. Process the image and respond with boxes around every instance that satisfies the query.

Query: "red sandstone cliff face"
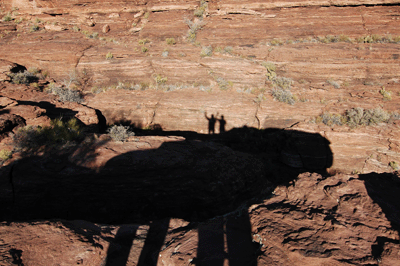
[0,0,400,265]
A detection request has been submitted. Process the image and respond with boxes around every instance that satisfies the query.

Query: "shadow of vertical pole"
[137,218,170,266]
[226,212,258,266]
[196,218,225,266]
[105,225,138,266]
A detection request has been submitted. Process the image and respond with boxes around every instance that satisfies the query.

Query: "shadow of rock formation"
[0,126,334,265]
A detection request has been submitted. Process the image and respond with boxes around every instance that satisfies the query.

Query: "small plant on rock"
[47,83,83,103]
[379,87,392,100]
[200,46,213,57]
[105,52,113,60]
[107,125,135,142]
[2,13,12,22]
[389,161,399,170]
[166,38,176,45]
[0,149,12,162]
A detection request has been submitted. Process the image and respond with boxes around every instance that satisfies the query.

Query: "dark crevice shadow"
[358,172,400,260]
[0,126,334,266]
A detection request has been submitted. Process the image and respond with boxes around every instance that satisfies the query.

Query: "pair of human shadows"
[104,214,258,266]
[195,211,258,266]
[205,112,226,134]
[105,220,170,266]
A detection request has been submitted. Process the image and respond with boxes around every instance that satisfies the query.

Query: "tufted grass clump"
[107,125,135,142]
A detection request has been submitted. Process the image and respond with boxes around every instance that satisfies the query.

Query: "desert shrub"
[166,38,176,45]
[8,70,38,84]
[161,50,169,57]
[270,39,284,46]
[389,161,399,170]
[379,87,392,100]
[316,108,394,127]
[318,112,344,126]
[360,108,391,125]
[326,79,341,89]
[261,61,277,80]
[30,24,40,32]
[185,19,205,43]
[0,149,12,161]
[105,52,113,60]
[154,74,167,85]
[2,13,12,22]
[107,125,135,142]
[344,107,390,126]
[216,77,233,90]
[271,88,295,105]
[82,30,98,39]
[48,84,83,103]
[194,0,208,17]
[141,46,148,53]
[224,46,233,54]
[345,107,364,126]
[138,39,150,45]
[273,77,292,90]
[200,46,213,57]
[12,118,82,151]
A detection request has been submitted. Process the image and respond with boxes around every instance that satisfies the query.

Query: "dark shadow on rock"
[137,218,169,266]
[16,100,79,121]
[0,126,333,265]
[105,225,138,266]
[358,172,400,260]
[9,248,24,266]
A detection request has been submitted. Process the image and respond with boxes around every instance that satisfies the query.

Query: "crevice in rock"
[74,44,94,69]
[149,96,163,126]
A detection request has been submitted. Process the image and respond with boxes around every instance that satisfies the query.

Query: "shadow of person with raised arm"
[217,115,226,134]
[205,112,217,134]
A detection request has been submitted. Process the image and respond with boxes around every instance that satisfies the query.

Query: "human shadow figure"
[205,112,217,134]
[0,127,333,266]
[217,115,226,134]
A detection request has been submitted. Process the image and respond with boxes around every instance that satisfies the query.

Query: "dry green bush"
[107,125,135,142]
